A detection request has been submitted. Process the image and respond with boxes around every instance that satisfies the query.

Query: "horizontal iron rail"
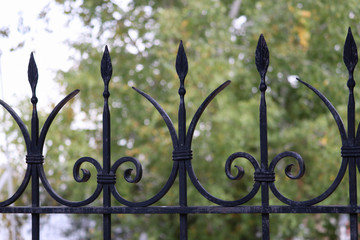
[1,28,359,239]
[0,206,357,214]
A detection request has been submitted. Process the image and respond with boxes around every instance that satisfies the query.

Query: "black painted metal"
[0,28,359,239]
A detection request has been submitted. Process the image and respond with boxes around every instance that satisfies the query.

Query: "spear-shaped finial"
[255,34,269,85]
[175,41,188,146]
[101,45,113,88]
[28,52,38,104]
[343,27,358,75]
[176,40,188,85]
[343,28,358,144]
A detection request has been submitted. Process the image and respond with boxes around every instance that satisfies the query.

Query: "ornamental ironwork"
[0,28,359,239]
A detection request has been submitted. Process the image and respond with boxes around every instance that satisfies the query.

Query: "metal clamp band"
[254,170,275,182]
[341,146,360,158]
[97,173,116,185]
[26,155,44,164]
[172,149,193,161]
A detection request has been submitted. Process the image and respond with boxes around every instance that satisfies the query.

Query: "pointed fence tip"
[343,27,358,73]
[29,51,35,64]
[28,51,38,93]
[255,34,269,78]
[176,40,188,83]
[101,45,112,85]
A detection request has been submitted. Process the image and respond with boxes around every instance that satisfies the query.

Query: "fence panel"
[0,28,359,239]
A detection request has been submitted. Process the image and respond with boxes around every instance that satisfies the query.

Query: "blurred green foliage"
[2,0,360,239]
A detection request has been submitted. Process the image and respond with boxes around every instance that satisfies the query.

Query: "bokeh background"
[1,0,360,239]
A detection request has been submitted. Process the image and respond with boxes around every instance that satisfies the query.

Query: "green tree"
[2,0,360,239]
[52,0,360,239]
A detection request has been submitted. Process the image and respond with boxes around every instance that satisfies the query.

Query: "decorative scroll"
[0,27,359,240]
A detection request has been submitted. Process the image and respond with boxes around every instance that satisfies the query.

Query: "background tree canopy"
[2,0,360,239]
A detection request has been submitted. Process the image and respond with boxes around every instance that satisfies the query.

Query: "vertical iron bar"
[31,101,40,240]
[343,28,358,239]
[31,165,40,240]
[255,34,270,240]
[260,90,270,240]
[179,161,188,240]
[28,53,40,240]
[348,86,358,239]
[101,46,113,240]
[348,74,358,240]
[178,67,188,240]
[103,95,111,240]
[176,41,188,240]
[348,80,357,239]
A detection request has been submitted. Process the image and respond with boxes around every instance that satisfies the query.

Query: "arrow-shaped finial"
[176,40,188,84]
[343,27,358,74]
[101,45,113,86]
[255,34,269,79]
[28,52,38,98]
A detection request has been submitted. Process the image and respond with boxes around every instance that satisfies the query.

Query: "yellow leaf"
[295,26,310,49]
[301,10,311,18]
[319,137,328,146]
[181,20,189,28]
[288,4,295,13]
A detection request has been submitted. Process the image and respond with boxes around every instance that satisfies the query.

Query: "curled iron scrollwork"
[225,152,261,181]
[267,151,306,205]
[269,151,305,180]
[110,156,143,184]
[110,159,179,207]
[186,152,261,207]
[0,29,358,223]
[39,157,103,207]
[264,29,356,206]
[269,151,348,206]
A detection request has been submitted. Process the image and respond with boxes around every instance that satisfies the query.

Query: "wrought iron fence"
[0,27,359,240]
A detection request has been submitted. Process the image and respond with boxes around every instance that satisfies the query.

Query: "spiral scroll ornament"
[0,29,359,236]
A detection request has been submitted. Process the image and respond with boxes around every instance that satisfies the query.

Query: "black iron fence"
[0,28,359,240]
